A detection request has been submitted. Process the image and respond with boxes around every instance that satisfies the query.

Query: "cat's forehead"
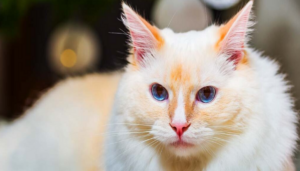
[144,26,227,87]
[151,26,223,74]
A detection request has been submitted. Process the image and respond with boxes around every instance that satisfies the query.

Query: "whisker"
[211,137,231,143]
[130,139,160,170]
[101,137,157,169]
[167,10,177,28]
[104,134,151,147]
[209,126,245,132]
[102,123,153,127]
[214,132,240,137]
[208,139,224,146]
[109,32,128,35]
[114,137,157,160]
[209,125,241,129]
[158,144,164,171]
[99,131,151,135]
[203,146,214,159]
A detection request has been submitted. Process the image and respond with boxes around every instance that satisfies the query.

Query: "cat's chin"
[167,140,197,157]
[170,140,194,148]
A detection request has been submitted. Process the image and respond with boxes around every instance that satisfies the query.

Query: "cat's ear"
[122,3,164,66]
[216,1,254,66]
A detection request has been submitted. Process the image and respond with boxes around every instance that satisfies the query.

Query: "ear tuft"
[121,3,164,66]
[217,1,254,66]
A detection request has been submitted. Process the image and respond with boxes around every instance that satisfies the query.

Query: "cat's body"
[0,73,122,171]
[0,1,298,171]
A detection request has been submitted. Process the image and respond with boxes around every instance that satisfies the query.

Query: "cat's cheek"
[150,120,177,144]
[194,90,241,125]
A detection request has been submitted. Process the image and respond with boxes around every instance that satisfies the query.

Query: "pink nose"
[170,122,190,138]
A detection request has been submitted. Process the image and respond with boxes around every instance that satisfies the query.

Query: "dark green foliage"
[0,0,116,38]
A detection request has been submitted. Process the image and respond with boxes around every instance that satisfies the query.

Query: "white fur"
[121,3,158,65]
[172,89,187,124]
[0,2,297,171]
[220,1,255,56]
[0,73,122,171]
[104,27,297,171]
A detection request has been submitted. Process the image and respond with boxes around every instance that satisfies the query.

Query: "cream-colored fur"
[0,1,298,171]
[0,73,122,171]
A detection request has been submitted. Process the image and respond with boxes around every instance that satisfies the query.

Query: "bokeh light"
[152,0,211,32]
[203,0,241,10]
[48,23,100,75]
[60,49,77,68]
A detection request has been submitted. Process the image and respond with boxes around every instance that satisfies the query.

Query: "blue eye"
[196,86,216,103]
[151,84,168,101]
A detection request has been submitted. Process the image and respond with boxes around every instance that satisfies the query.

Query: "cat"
[0,1,298,171]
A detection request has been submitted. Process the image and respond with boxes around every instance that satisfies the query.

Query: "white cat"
[0,1,297,171]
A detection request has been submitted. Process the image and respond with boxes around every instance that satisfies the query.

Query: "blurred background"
[0,0,300,168]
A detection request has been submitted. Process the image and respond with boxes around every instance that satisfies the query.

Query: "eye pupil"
[203,88,211,98]
[151,84,168,101]
[197,86,216,103]
[156,86,163,96]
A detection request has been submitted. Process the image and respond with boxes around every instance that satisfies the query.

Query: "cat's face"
[119,2,255,157]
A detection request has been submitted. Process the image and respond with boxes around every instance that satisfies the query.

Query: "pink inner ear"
[124,12,152,62]
[218,1,253,66]
[122,3,162,65]
[228,51,243,65]
[128,28,144,61]
[133,46,146,62]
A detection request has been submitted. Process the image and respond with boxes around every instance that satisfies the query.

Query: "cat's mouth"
[169,140,194,148]
[166,139,200,157]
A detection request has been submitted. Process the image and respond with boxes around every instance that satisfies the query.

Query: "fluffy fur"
[0,1,298,171]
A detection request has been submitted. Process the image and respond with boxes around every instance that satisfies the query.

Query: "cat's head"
[118,1,257,157]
